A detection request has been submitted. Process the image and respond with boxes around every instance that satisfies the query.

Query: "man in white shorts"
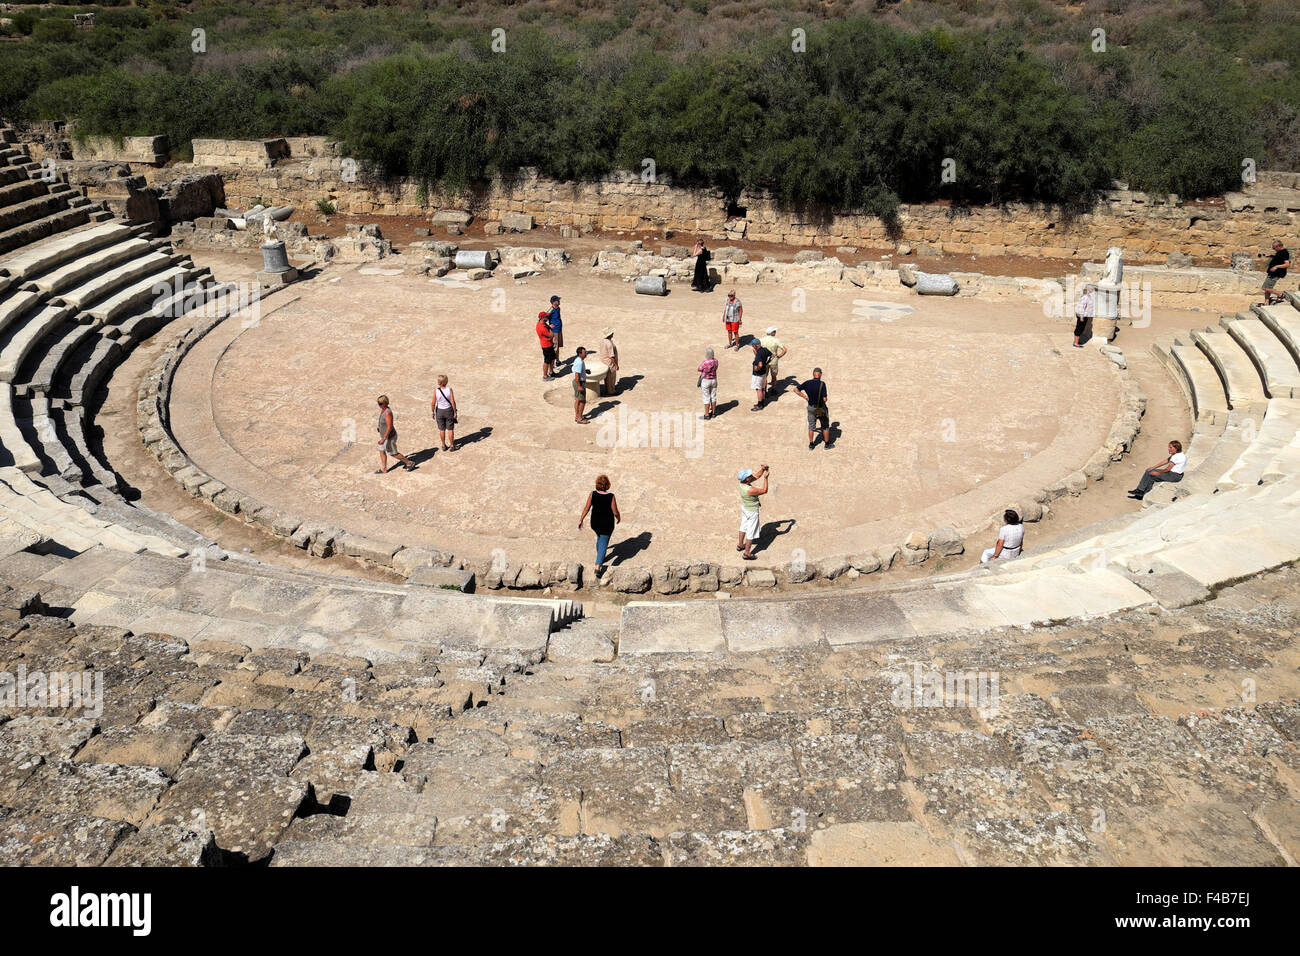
[736,464,769,559]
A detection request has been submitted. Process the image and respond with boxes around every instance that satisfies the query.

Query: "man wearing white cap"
[736,464,770,559]
[760,326,787,395]
[598,327,619,396]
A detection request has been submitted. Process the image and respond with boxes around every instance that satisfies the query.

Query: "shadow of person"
[754,518,796,554]
[615,374,644,395]
[408,447,438,465]
[586,401,618,420]
[455,426,494,447]
[769,375,798,399]
[828,420,843,445]
[713,399,740,419]
[607,530,652,564]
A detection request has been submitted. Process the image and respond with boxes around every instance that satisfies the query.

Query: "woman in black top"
[578,474,621,575]
[691,240,712,292]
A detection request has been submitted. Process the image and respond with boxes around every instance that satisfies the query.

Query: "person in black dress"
[578,474,620,575]
[691,240,712,292]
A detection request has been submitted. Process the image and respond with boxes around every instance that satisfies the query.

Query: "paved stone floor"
[167,265,1127,568]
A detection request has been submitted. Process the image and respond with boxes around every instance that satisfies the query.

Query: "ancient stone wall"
[159,137,1300,264]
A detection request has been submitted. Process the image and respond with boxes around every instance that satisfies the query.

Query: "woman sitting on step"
[1128,440,1185,500]
[981,510,1025,563]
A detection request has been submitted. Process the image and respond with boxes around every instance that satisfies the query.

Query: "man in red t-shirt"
[537,311,556,381]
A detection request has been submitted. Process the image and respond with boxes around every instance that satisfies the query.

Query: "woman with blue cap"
[736,464,769,559]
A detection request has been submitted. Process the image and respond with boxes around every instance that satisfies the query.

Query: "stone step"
[66,336,123,407]
[58,250,174,311]
[1190,327,1267,412]
[83,264,191,325]
[1221,313,1300,398]
[1169,339,1230,424]
[1215,398,1300,492]
[33,237,153,297]
[0,303,75,383]
[64,553,563,660]
[25,319,95,394]
[1252,303,1300,368]
[0,287,45,339]
[0,221,132,282]
[0,206,91,257]
[0,179,45,209]
[0,465,183,556]
[0,192,68,234]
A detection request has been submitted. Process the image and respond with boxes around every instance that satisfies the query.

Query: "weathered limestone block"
[818,556,851,580]
[610,567,652,593]
[927,527,964,557]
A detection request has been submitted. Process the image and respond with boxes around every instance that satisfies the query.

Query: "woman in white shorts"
[698,347,719,419]
[736,464,769,559]
[981,509,1024,563]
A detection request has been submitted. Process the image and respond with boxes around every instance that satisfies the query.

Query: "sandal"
[742,553,757,561]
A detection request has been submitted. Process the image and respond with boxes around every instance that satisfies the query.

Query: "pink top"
[698,359,718,380]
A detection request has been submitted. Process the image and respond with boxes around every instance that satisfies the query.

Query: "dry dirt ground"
[143,250,1213,576]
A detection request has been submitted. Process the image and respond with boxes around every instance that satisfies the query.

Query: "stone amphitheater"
[1,126,1299,867]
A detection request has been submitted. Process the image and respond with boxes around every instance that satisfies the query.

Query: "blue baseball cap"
[737,469,754,481]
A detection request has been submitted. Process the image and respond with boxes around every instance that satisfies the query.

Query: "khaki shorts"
[380,435,399,454]
[573,378,586,399]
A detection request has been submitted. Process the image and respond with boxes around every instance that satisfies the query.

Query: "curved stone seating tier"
[1215,398,1300,492]
[1189,327,1268,413]
[1222,313,1300,398]
[54,544,581,657]
[0,222,136,284]
[1155,336,1229,425]
[0,189,74,233]
[33,236,153,296]
[1253,302,1300,366]
[0,465,184,556]
[0,302,76,383]
[25,318,95,396]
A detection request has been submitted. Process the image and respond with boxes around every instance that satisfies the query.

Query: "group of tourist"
[379,238,1235,576]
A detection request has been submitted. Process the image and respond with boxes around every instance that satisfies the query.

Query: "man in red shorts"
[723,290,743,349]
[537,310,556,381]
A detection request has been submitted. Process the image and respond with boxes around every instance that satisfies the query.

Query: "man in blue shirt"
[796,368,832,449]
[548,295,563,356]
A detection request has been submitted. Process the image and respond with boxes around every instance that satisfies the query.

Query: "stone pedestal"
[256,267,298,289]
[581,361,608,403]
[1091,284,1121,342]
[257,239,297,289]
[260,240,291,272]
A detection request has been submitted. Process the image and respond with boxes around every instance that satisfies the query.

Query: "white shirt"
[999,524,1024,551]
[1170,452,1186,475]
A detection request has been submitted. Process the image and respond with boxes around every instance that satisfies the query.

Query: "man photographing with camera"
[1261,239,1291,306]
